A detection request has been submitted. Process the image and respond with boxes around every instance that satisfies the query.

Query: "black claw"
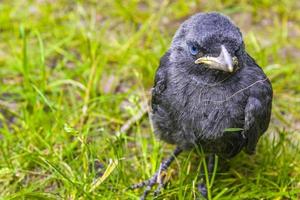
[198,183,208,199]
[131,147,182,200]
[153,173,165,197]
[196,155,217,199]
[132,171,159,200]
[130,179,151,190]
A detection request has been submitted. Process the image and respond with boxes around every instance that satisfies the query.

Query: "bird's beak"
[195,45,235,73]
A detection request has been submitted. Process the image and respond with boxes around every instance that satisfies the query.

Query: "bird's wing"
[151,52,170,112]
[243,76,272,154]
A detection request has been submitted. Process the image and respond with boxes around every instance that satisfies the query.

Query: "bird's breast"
[152,75,248,150]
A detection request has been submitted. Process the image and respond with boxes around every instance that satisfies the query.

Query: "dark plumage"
[132,12,272,199]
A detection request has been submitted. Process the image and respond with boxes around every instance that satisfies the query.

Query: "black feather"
[151,12,273,158]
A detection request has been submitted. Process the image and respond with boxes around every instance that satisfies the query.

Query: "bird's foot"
[131,147,182,200]
[130,169,166,200]
[197,182,208,199]
[196,154,217,199]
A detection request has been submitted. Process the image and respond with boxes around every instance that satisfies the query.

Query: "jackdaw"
[132,12,272,199]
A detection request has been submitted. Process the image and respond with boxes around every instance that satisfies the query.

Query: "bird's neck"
[189,69,234,86]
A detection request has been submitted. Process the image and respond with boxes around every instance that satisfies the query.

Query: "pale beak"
[195,45,236,73]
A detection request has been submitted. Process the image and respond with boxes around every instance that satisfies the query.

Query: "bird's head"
[170,12,244,74]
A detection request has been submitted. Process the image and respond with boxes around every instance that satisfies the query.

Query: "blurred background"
[0,0,300,199]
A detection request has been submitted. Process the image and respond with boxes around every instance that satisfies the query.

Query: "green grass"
[1,0,300,199]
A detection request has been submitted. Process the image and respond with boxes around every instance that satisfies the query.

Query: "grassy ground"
[1,0,300,199]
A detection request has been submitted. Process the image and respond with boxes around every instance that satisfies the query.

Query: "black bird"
[132,12,272,199]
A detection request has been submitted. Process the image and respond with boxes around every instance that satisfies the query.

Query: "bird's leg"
[131,147,182,200]
[207,155,215,174]
[198,154,216,199]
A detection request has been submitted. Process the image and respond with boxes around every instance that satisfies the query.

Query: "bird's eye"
[189,44,199,56]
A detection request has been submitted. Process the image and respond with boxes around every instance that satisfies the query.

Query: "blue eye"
[189,44,199,55]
